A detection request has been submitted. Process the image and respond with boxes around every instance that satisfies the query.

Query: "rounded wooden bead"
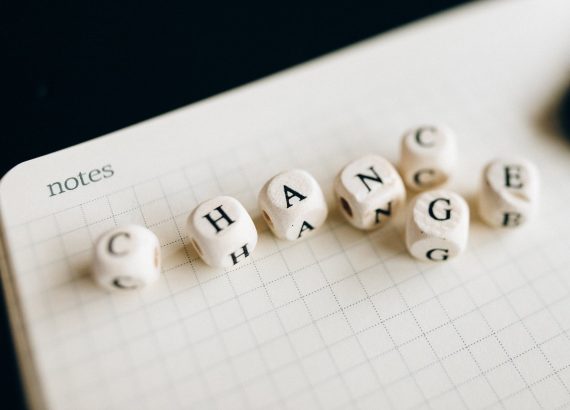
[334,154,406,230]
[187,195,258,268]
[399,125,457,191]
[478,157,539,228]
[258,169,328,241]
[406,190,469,262]
[92,224,161,290]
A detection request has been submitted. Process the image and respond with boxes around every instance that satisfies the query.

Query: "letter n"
[355,166,383,192]
[375,202,392,224]
[47,182,64,197]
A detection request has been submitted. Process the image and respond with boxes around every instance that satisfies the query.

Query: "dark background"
[2,1,469,407]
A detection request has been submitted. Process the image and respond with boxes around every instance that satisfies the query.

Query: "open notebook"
[2,0,570,408]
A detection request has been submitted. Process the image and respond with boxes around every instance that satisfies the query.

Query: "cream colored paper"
[2,1,570,408]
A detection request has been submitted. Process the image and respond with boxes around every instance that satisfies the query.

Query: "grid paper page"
[2,1,570,409]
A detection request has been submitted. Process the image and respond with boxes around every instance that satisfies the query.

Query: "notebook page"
[2,0,570,408]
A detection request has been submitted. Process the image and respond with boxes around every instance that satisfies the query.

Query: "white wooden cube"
[334,154,406,230]
[399,125,457,191]
[92,224,161,290]
[187,195,258,268]
[406,190,469,262]
[478,157,539,228]
[258,169,328,240]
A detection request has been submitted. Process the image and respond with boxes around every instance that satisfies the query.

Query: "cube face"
[258,169,328,240]
[92,224,161,290]
[334,155,406,230]
[399,125,457,191]
[187,196,258,268]
[478,157,539,228]
[406,190,469,262]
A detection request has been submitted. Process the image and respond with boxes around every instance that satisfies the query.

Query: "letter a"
[284,185,307,208]
[297,221,314,238]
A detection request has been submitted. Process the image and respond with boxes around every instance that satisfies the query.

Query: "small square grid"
[7,113,570,410]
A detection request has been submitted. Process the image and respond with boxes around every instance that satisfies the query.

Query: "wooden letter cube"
[187,196,258,268]
[334,154,405,230]
[258,169,328,240]
[478,157,539,228]
[399,125,457,190]
[92,224,161,290]
[406,190,469,262]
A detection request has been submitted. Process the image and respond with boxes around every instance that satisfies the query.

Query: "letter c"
[413,169,436,186]
[108,232,131,255]
[415,127,437,147]
[112,276,138,289]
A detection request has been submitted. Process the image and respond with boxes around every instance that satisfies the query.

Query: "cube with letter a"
[258,169,328,240]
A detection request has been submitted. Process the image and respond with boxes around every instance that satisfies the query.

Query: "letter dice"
[334,154,405,230]
[92,224,161,290]
[478,157,539,228]
[406,190,469,262]
[187,196,258,268]
[399,125,457,190]
[258,169,328,240]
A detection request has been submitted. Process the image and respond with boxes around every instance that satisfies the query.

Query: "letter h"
[203,205,235,233]
[230,244,250,265]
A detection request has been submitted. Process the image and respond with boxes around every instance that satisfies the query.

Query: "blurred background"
[2,1,469,407]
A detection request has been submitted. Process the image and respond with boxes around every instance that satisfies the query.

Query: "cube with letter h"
[187,196,258,268]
